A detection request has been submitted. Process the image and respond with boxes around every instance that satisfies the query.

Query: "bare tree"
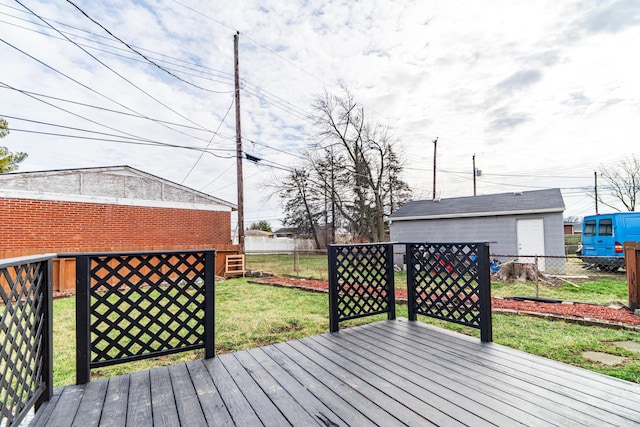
[598,155,640,212]
[275,86,411,243]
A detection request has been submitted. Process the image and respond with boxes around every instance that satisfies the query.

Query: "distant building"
[390,189,566,273]
[0,165,239,287]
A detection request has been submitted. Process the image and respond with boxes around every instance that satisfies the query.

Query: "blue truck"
[580,212,640,271]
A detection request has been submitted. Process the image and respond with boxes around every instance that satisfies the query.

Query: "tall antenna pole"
[432,137,438,200]
[473,153,477,196]
[234,32,245,253]
[594,171,599,215]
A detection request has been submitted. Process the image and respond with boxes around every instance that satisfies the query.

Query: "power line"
[13,0,211,131]
[0,81,226,146]
[0,7,236,88]
[0,83,228,134]
[64,0,230,95]
[181,95,236,184]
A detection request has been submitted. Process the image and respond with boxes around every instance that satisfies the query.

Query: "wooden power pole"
[234,32,245,253]
[432,137,438,199]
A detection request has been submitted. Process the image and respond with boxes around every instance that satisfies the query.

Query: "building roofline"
[391,207,565,222]
[1,165,237,210]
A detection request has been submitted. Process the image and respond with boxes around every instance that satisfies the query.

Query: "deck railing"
[0,255,53,427]
[329,242,493,342]
[328,243,396,332]
[406,242,492,342]
[63,249,216,385]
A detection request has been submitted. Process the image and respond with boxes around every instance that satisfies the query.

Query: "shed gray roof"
[390,189,565,221]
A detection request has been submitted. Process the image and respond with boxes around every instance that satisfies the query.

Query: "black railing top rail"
[0,253,57,269]
[58,248,216,257]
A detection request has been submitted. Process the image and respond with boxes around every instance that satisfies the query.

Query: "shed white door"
[517,218,545,271]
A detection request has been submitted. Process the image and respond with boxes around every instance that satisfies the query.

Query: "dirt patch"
[254,276,640,328]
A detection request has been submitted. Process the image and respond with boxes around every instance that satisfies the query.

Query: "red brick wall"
[0,197,239,284]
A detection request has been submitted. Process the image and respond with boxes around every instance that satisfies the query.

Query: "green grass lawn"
[48,277,640,387]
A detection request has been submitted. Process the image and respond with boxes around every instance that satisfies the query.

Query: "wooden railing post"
[75,255,91,385]
[36,258,54,409]
[385,243,396,322]
[204,250,216,359]
[477,243,493,343]
[625,242,640,312]
[406,243,417,321]
[328,245,339,332]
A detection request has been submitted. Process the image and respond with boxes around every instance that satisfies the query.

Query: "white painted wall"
[245,236,317,253]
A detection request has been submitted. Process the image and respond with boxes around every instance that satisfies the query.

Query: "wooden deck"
[31,319,640,426]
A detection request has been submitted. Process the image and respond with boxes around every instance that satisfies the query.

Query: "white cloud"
[1,0,639,233]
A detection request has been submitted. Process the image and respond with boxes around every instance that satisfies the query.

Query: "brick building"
[0,166,238,288]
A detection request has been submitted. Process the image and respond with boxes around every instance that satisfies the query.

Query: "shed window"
[584,220,596,236]
[599,219,613,236]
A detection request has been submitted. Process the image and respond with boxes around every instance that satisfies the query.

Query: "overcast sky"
[2,0,639,232]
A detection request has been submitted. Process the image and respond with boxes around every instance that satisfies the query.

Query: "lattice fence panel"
[85,251,209,367]
[407,243,490,331]
[0,257,51,427]
[328,243,395,331]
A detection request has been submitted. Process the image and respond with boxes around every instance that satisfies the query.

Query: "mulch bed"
[255,276,640,327]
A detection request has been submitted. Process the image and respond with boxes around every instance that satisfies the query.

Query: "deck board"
[148,366,180,427]
[31,319,640,426]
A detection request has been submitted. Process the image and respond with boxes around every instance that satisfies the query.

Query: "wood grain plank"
[126,370,153,427]
[258,345,379,427]
[202,356,263,427]
[304,335,492,426]
[168,363,207,427]
[233,349,324,426]
[287,339,441,426]
[30,393,61,426]
[71,378,109,427]
[98,375,129,427]
[266,343,405,427]
[373,320,640,425]
[218,352,290,426]
[42,384,84,427]
[185,360,234,427]
[350,324,569,423]
[149,366,179,427]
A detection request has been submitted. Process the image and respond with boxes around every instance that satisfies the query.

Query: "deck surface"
[31,319,640,426]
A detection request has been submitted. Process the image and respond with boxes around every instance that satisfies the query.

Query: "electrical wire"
[64,0,231,95]
[13,0,212,132]
[0,82,230,134]
[181,95,235,184]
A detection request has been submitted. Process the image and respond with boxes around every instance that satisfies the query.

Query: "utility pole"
[473,154,477,196]
[234,32,245,253]
[432,137,438,200]
[594,171,599,215]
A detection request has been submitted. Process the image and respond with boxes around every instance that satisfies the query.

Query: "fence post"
[328,245,339,332]
[385,243,396,321]
[36,258,54,409]
[406,244,417,321]
[75,255,91,385]
[625,242,639,311]
[477,243,493,343]
[204,250,216,359]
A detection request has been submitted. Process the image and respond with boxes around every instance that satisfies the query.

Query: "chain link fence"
[490,254,626,277]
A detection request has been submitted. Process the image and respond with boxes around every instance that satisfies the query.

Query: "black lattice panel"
[407,243,491,339]
[0,256,52,427]
[77,251,214,372]
[328,243,395,331]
